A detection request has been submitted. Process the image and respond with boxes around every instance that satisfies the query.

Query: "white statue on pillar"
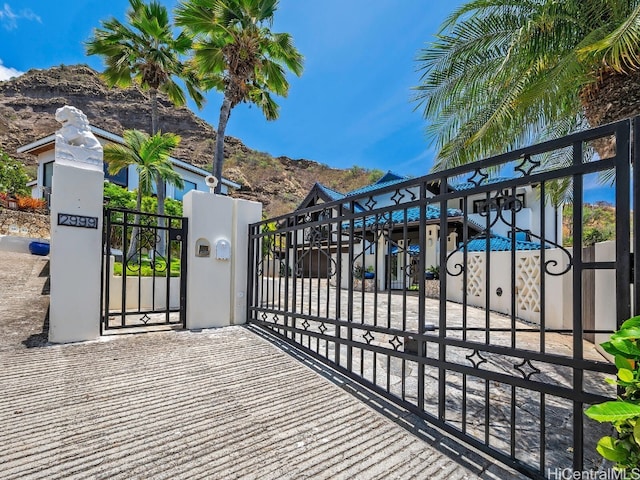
[54,105,103,169]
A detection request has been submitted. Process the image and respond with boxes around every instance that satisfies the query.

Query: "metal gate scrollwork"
[101,207,188,332]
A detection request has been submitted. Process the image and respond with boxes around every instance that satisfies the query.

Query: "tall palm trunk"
[155,176,167,259]
[213,94,232,194]
[580,69,640,159]
[150,88,159,135]
[149,87,168,258]
[126,184,144,263]
[126,87,161,261]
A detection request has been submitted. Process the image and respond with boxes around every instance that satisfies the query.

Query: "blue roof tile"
[453,176,513,191]
[375,171,407,184]
[316,183,345,201]
[345,178,408,197]
[389,233,543,255]
[312,182,367,213]
[462,234,545,252]
[390,244,420,255]
[349,206,463,229]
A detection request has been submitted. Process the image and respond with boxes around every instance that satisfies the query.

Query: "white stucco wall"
[593,240,635,346]
[355,185,421,209]
[184,192,233,328]
[467,209,533,238]
[594,241,616,346]
[32,151,55,200]
[460,186,562,245]
[445,248,570,329]
[106,267,181,311]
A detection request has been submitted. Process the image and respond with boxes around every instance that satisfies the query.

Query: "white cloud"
[0,59,23,81]
[0,3,41,30]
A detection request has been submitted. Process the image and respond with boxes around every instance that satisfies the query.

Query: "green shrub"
[0,150,30,196]
[353,263,364,280]
[104,182,136,209]
[103,182,183,216]
[585,316,640,473]
[113,257,181,277]
[426,265,440,279]
[368,169,384,183]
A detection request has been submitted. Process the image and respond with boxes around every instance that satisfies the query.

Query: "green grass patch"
[113,257,181,277]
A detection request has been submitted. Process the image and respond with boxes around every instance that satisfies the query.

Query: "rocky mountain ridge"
[0,65,377,216]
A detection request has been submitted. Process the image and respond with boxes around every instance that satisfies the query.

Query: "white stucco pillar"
[376,232,386,291]
[48,106,104,343]
[231,197,262,324]
[424,225,439,269]
[183,191,261,328]
[447,231,458,252]
[594,241,618,347]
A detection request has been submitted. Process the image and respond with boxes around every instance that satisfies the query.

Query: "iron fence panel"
[101,207,188,332]
[248,118,636,478]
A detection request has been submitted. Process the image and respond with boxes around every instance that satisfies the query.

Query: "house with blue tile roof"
[450,176,562,247]
[291,171,562,291]
[19,125,241,203]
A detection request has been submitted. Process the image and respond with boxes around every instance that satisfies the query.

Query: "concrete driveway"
[0,251,524,479]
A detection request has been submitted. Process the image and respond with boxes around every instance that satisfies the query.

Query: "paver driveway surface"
[0,251,522,479]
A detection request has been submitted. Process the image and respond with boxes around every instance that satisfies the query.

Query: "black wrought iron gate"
[248,118,640,479]
[101,207,188,332]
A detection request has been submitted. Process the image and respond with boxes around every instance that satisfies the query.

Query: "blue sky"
[0,1,616,203]
[0,0,460,178]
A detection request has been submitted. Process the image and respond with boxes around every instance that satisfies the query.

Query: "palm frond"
[413,0,640,171]
[248,86,278,119]
[86,0,204,116]
[260,59,288,96]
[177,0,302,110]
[104,129,182,195]
[578,4,640,72]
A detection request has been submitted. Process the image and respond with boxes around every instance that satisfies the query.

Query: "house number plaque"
[58,213,98,229]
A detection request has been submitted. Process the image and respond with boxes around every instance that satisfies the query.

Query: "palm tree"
[413,0,640,170]
[175,0,303,193]
[104,130,183,261]
[86,0,204,228]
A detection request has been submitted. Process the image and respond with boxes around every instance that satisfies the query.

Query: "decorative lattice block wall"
[516,255,541,313]
[466,255,483,297]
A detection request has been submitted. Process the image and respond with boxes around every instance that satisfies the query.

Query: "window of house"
[103,163,128,187]
[508,230,531,242]
[472,193,525,214]
[175,180,197,201]
[43,161,54,190]
[364,241,376,254]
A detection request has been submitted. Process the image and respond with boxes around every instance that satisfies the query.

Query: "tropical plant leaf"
[612,327,640,340]
[601,340,632,358]
[586,401,640,422]
[621,316,640,330]
[612,338,640,357]
[596,436,630,463]
[618,368,635,383]
[86,0,203,113]
[615,355,634,371]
